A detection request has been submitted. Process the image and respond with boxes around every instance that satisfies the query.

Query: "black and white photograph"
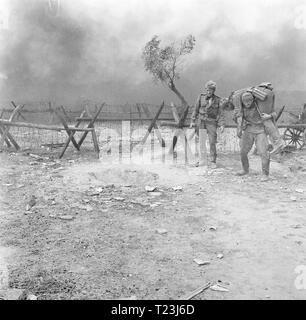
[1,0,306,302]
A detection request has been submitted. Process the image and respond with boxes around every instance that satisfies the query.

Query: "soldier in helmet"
[190,80,225,168]
[227,83,285,155]
[234,91,270,180]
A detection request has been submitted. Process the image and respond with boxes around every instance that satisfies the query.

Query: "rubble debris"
[26,195,37,211]
[113,197,125,202]
[217,253,224,259]
[180,282,211,300]
[209,226,217,231]
[27,294,38,300]
[295,189,304,193]
[59,215,75,221]
[210,284,229,292]
[290,196,297,202]
[29,154,44,161]
[145,186,157,192]
[150,203,162,208]
[172,186,183,191]
[291,224,302,229]
[156,228,168,235]
[85,205,94,212]
[193,259,210,266]
[149,192,162,197]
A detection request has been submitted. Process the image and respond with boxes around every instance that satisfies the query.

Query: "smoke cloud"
[0,0,306,107]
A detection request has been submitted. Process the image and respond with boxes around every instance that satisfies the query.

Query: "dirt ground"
[1,146,306,300]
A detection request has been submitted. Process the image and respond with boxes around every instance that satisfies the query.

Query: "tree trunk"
[168,82,189,112]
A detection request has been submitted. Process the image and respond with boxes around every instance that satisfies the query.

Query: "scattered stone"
[156,228,168,235]
[59,215,74,221]
[291,224,302,229]
[100,197,112,201]
[29,154,43,160]
[193,259,210,266]
[172,186,183,191]
[217,253,224,259]
[113,197,125,202]
[145,186,157,192]
[290,196,297,202]
[149,192,162,197]
[296,189,304,193]
[26,196,37,211]
[150,203,161,208]
[210,284,229,292]
[209,226,217,231]
[85,205,94,212]
[27,294,38,300]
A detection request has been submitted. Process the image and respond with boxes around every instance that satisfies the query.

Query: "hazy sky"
[1,0,306,106]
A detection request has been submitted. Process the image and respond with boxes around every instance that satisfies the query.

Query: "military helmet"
[205,80,217,90]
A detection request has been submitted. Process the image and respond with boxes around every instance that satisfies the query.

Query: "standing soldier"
[234,92,270,181]
[190,80,225,168]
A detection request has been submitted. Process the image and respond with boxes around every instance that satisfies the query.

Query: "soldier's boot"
[236,155,249,176]
[260,175,269,182]
[208,153,217,169]
[235,170,249,176]
[209,162,217,169]
[261,157,270,180]
[198,160,207,167]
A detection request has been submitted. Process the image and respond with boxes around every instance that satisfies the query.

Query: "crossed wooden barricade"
[134,102,196,162]
[0,102,104,158]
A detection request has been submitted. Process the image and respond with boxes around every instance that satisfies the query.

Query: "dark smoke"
[0,0,306,109]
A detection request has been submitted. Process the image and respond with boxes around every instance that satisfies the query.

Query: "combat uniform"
[191,92,225,164]
[231,83,284,154]
[234,93,270,176]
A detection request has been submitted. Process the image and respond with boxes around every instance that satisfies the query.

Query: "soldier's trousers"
[240,130,270,175]
[198,120,217,163]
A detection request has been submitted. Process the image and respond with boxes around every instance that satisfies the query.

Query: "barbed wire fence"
[1,101,292,156]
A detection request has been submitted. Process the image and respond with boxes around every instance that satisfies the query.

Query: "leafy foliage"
[142,35,195,88]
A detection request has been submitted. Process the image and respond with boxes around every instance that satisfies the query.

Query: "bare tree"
[142,35,195,111]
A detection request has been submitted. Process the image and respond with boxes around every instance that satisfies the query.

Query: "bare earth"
[1,147,306,300]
